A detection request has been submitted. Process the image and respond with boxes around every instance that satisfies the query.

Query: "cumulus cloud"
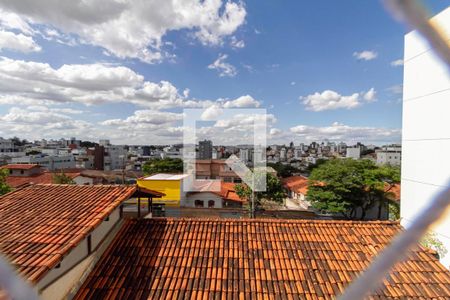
[391,59,404,66]
[208,53,237,77]
[301,88,376,111]
[0,30,41,52]
[0,0,247,63]
[290,122,401,143]
[353,50,378,61]
[222,95,260,108]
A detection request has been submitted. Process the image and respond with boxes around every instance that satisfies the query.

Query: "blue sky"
[0,1,448,145]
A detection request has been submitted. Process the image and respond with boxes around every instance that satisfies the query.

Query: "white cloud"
[301,88,376,111]
[230,36,245,48]
[0,8,34,35]
[0,30,41,52]
[391,59,404,66]
[290,81,296,86]
[387,84,403,95]
[363,87,376,102]
[353,50,378,61]
[0,0,247,63]
[222,95,260,108]
[208,53,237,77]
[290,122,401,143]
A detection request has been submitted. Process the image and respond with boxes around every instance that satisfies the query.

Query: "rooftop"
[5,170,81,188]
[75,218,450,299]
[282,175,309,195]
[143,173,189,180]
[0,164,40,170]
[0,184,138,282]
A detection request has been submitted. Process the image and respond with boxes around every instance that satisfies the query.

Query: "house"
[137,174,245,209]
[0,184,162,300]
[137,173,190,207]
[401,7,450,267]
[0,164,98,188]
[74,218,450,299]
[282,175,309,205]
[185,181,245,208]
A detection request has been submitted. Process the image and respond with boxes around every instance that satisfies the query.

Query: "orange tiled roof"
[74,218,450,299]
[385,183,401,201]
[282,175,309,195]
[190,181,244,202]
[5,171,81,188]
[0,164,40,170]
[0,184,137,283]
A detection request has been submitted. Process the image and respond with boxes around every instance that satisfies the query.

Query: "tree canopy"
[307,159,400,220]
[143,158,183,175]
[267,162,300,178]
[52,171,76,184]
[0,169,12,196]
[235,173,285,209]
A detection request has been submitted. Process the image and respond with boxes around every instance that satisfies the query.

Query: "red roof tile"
[0,164,40,170]
[282,176,309,195]
[74,218,450,299]
[5,171,81,188]
[0,184,138,283]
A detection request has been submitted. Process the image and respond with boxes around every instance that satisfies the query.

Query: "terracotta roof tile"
[0,164,40,170]
[75,218,450,299]
[0,184,137,283]
[282,176,309,195]
[5,171,81,188]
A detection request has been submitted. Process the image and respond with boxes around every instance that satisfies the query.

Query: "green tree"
[142,158,183,175]
[307,159,400,220]
[421,232,448,259]
[235,173,285,209]
[52,171,76,184]
[267,162,299,178]
[0,169,12,195]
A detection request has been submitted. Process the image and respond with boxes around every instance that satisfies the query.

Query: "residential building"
[137,173,190,207]
[0,184,161,300]
[104,144,127,170]
[376,145,401,166]
[0,137,16,153]
[282,175,310,206]
[74,218,450,299]
[401,7,450,267]
[239,148,250,163]
[185,182,244,208]
[11,154,75,170]
[93,145,105,170]
[0,164,99,187]
[198,139,213,159]
[195,159,242,183]
[346,146,361,159]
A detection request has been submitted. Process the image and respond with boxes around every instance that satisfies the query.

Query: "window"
[194,200,204,208]
[208,200,215,208]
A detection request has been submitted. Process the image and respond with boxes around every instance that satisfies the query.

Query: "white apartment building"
[104,145,127,170]
[11,154,75,170]
[239,148,251,163]
[346,147,361,159]
[376,145,401,166]
[401,7,450,267]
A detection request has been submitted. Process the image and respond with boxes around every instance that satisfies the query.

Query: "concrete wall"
[401,7,450,268]
[73,175,94,185]
[185,192,223,208]
[37,206,122,299]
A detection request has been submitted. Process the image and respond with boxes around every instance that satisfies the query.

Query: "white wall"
[401,7,450,268]
[185,192,223,208]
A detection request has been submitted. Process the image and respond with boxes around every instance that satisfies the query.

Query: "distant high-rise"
[198,140,213,159]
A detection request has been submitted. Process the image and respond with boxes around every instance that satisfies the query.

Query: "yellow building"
[137,173,189,207]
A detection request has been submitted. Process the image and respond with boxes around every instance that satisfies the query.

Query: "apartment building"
[401,7,450,267]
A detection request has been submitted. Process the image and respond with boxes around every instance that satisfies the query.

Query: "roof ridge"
[141,217,400,225]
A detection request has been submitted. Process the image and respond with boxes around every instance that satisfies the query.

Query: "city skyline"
[0,1,447,145]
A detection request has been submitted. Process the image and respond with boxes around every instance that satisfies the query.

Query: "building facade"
[401,7,450,267]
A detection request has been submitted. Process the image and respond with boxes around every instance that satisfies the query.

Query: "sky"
[0,0,448,145]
